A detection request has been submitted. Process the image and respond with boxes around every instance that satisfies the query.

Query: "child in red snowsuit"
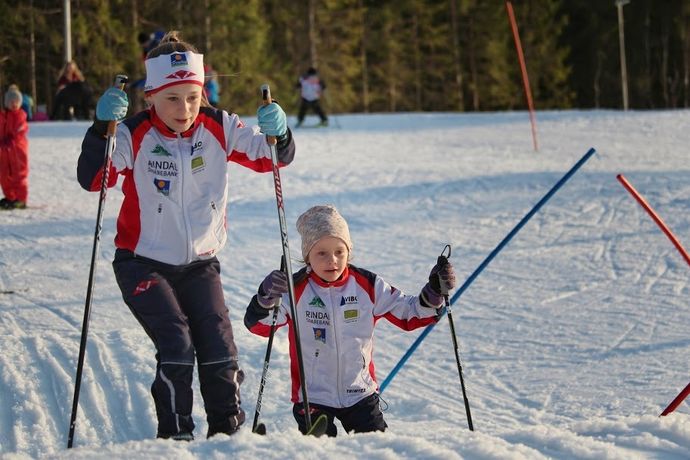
[0,85,29,210]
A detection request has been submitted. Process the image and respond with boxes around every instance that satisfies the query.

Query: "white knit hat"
[296,205,352,261]
[144,51,205,94]
[4,85,22,109]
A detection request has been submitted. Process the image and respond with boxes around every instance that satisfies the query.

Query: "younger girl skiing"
[77,31,294,440]
[0,85,30,210]
[244,205,456,436]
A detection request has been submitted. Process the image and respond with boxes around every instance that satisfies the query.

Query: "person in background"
[52,60,92,120]
[0,85,30,210]
[77,30,294,441]
[295,67,328,128]
[244,205,456,436]
[56,60,85,92]
[20,91,33,121]
[204,65,220,106]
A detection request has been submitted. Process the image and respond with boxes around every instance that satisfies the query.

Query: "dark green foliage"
[1,0,689,116]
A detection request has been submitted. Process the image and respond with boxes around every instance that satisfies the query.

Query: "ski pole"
[438,245,474,431]
[67,75,128,449]
[261,84,315,433]
[380,147,597,393]
[252,256,286,434]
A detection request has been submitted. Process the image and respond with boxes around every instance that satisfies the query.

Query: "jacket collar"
[309,266,350,288]
[149,106,198,139]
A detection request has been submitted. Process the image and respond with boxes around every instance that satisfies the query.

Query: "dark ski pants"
[113,249,245,438]
[292,393,387,437]
[297,98,328,124]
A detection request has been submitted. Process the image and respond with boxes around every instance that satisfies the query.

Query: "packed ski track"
[0,111,688,459]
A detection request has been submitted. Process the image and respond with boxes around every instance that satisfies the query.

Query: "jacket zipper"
[176,133,192,262]
[330,285,344,407]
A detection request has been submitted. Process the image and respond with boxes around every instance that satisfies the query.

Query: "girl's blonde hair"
[59,60,84,81]
[145,30,199,59]
[145,31,209,107]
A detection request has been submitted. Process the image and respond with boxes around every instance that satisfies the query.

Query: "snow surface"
[0,110,688,459]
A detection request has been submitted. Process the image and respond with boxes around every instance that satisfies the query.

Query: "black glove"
[420,256,456,308]
[257,269,288,309]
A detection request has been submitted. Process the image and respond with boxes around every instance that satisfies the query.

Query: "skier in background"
[295,67,328,128]
[244,205,456,436]
[203,64,220,106]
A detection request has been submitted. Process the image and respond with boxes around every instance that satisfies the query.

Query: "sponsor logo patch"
[154,178,171,196]
[191,156,205,172]
[151,144,172,156]
[340,295,358,306]
[306,310,330,325]
[309,296,325,308]
[343,309,359,322]
[313,328,326,343]
[165,70,198,80]
[191,141,203,155]
[170,53,188,67]
[133,279,158,296]
[148,160,178,177]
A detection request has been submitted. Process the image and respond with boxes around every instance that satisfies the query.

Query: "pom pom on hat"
[296,205,352,262]
[4,85,22,109]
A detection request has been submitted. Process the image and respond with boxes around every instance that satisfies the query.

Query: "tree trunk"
[204,0,211,53]
[359,0,369,112]
[309,0,318,67]
[684,15,690,107]
[469,15,479,110]
[449,0,464,111]
[412,11,422,110]
[30,0,37,107]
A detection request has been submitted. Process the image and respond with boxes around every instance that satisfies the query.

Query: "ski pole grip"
[274,255,287,308]
[260,83,277,146]
[106,74,129,137]
[438,245,452,297]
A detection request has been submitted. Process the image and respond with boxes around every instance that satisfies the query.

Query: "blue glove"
[96,87,129,121]
[257,269,288,309]
[257,102,287,137]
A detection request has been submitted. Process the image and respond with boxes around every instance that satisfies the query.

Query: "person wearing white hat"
[0,84,30,210]
[77,30,295,441]
[245,204,457,436]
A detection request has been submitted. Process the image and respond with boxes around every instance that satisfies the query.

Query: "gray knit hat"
[4,85,22,109]
[296,205,352,262]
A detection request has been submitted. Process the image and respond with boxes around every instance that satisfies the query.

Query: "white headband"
[144,51,205,93]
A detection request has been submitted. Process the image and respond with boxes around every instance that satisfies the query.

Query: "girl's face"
[6,99,20,111]
[147,83,202,133]
[308,236,349,282]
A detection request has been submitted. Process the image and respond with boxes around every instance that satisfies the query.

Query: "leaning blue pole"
[380,147,597,393]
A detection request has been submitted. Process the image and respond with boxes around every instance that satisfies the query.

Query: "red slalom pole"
[505,0,538,152]
[616,174,690,416]
[616,174,690,267]
[660,382,690,416]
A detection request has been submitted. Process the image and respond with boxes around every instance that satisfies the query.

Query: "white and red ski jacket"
[244,265,440,408]
[78,107,294,265]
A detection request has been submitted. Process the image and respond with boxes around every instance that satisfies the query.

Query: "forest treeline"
[1,0,689,116]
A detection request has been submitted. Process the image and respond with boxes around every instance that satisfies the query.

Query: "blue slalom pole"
[380,147,596,394]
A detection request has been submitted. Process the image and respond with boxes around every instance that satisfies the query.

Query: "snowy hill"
[0,110,688,459]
